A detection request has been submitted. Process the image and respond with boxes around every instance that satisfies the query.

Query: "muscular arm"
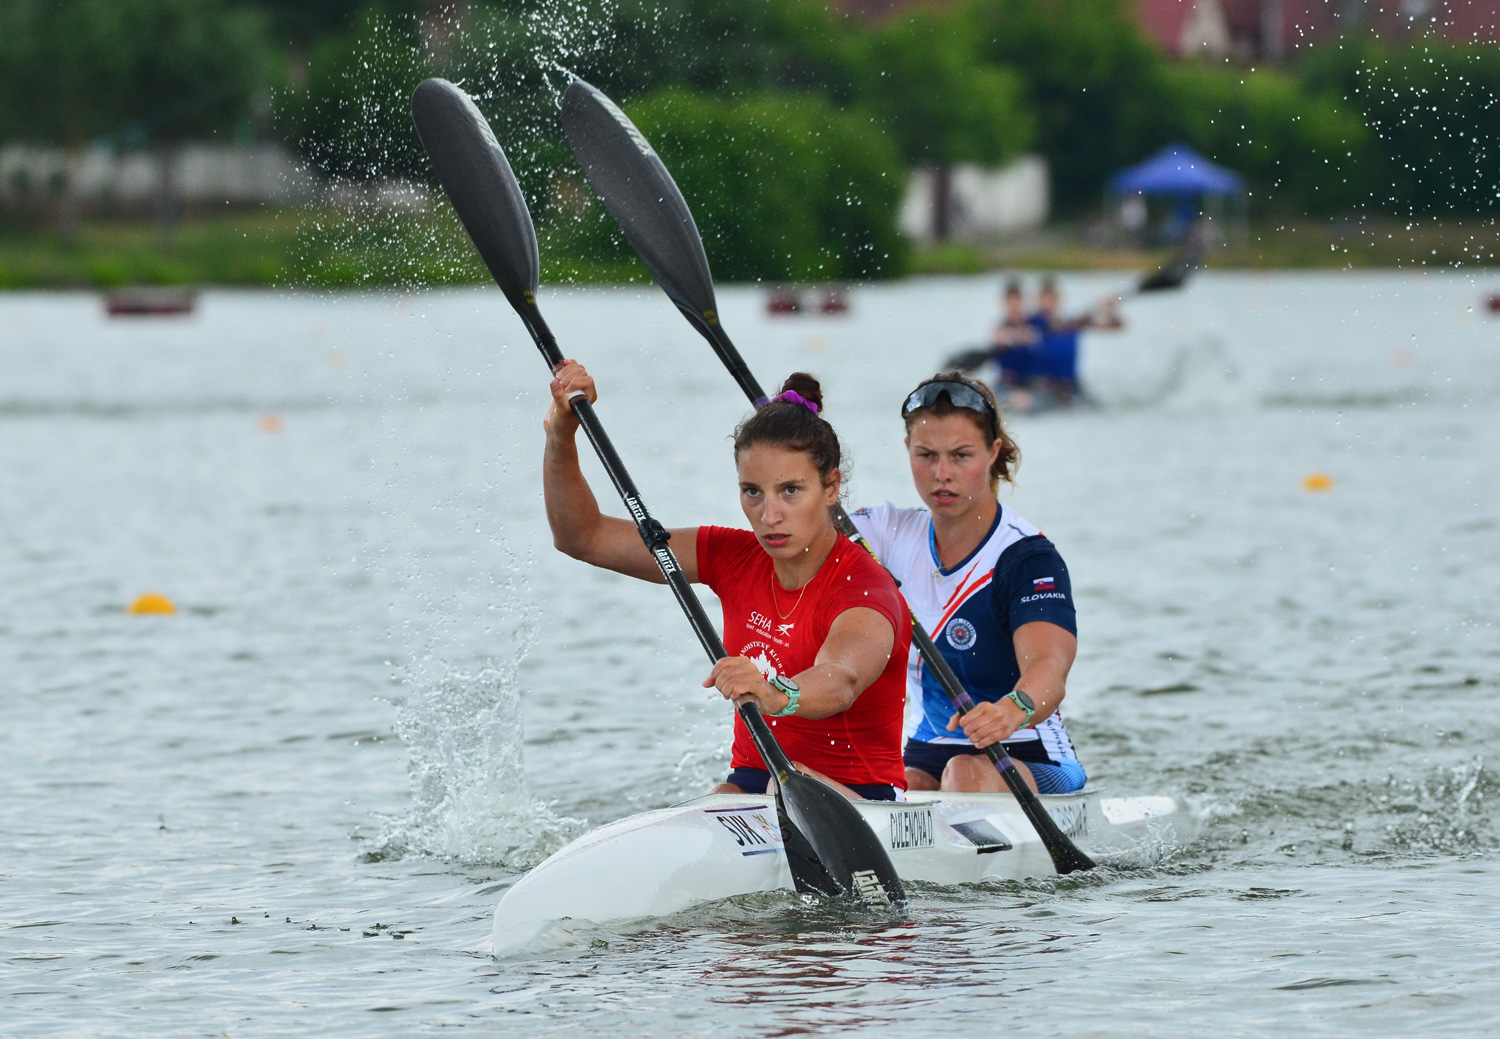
[543,362,698,584]
[704,606,896,720]
[1012,620,1076,723]
[950,620,1077,748]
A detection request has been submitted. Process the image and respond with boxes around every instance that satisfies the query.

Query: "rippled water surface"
[3,273,1498,1036]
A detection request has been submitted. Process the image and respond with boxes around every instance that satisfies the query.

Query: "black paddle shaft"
[562,76,1094,875]
[410,78,905,906]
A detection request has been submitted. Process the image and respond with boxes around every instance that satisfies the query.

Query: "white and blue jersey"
[850,501,1085,791]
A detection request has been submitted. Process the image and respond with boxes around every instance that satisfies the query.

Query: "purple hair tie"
[772,390,819,414]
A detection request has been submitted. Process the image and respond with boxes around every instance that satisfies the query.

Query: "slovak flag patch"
[1032,576,1056,591]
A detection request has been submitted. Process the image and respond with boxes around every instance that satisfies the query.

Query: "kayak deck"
[492,786,1196,955]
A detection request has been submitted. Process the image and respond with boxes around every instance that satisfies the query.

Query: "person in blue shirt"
[1025,277,1123,406]
[988,279,1039,389]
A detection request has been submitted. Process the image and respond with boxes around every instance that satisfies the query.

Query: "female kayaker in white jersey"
[543,362,912,800]
[849,371,1087,794]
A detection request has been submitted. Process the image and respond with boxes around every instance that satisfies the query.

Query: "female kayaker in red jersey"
[543,363,912,800]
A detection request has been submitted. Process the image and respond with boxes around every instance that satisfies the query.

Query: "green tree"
[967,0,1168,208]
[0,0,272,235]
[278,4,433,181]
[1300,37,1500,215]
[0,0,271,146]
[280,2,556,192]
[851,6,1032,168]
[1161,64,1371,213]
[624,88,908,280]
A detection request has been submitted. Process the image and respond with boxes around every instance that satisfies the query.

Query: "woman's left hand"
[947,698,1027,748]
[544,360,597,438]
[704,657,788,715]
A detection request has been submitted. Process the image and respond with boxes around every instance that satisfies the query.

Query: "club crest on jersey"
[1031,576,1056,591]
[944,616,977,651]
[745,644,783,681]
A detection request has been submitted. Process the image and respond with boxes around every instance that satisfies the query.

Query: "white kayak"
[493,786,1197,954]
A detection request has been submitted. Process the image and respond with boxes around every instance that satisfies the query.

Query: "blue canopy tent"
[1110,143,1245,196]
[1107,143,1246,245]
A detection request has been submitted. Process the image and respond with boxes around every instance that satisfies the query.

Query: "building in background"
[837,0,1499,61]
[0,143,320,222]
[899,156,1050,244]
[1136,0,1500,62]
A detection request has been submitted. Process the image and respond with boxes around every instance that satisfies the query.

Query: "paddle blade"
[411,78,539,310]
[1137,235,1203,293]
[943,346,994,373]
[778,773,906,907]
[560,78,720,336]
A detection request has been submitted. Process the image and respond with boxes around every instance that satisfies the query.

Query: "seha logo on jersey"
[944,616,978,651]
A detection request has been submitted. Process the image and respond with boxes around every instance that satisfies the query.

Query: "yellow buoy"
[1302,472,1334,492]
[129,593,177,615]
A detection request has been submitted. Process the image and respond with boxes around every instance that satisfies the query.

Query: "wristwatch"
[1003,689,1036,727]
[769,675,801,717]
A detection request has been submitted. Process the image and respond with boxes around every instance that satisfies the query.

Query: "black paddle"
[410,77,904,907]
[1135,230,1204,294]
[561,77,1095,876]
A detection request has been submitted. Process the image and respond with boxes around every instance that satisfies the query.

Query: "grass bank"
[2,211,1495,289]
[0,207,647,290]
[0,212,295,289]
[910,216,1500,275]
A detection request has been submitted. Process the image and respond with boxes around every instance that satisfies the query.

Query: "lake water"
[3,272,1498,1036]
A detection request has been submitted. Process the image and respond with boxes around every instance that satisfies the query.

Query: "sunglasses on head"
[901,381,996,427]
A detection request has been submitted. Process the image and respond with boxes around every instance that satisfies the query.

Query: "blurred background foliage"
[1,0,1497,284]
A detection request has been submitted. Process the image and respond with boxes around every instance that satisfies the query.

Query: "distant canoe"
[765,288,801,315]
[817,290,849,315]
[765,286,852,317]
[104,288,198,318]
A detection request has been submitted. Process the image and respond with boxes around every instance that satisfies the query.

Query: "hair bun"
[778,372,824,413]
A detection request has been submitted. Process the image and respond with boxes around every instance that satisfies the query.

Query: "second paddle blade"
[778,773,906,907]
[560,78,720,331]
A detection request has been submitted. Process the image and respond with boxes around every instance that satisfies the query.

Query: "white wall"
[898,155,1050,243]
[0,142,320,204]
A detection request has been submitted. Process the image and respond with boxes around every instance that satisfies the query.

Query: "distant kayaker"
[850,372,1087,794]
[544,363,912,801]
[989,278,1040,390]
[1025,277,1123,406]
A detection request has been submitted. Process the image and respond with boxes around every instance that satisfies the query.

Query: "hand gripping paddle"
[561,76,1095,876]
[410,77,904,907]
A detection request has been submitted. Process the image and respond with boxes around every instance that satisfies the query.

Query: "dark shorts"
[725,767,899,802]
[903,738,1087,795]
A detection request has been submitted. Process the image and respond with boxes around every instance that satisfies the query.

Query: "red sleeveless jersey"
[696,526,909,789]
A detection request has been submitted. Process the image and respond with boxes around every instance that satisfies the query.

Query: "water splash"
[371,629,582,869]
[1195,754,1497,865]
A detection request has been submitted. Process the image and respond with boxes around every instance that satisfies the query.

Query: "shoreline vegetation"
[1,211,1496,290]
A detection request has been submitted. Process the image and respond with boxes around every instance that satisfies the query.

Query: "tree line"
[2,0,1496,279]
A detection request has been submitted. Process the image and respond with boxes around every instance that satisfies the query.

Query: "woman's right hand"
[544,360,598,438]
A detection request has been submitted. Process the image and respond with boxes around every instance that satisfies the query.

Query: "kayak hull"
[493,787,1195,955]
